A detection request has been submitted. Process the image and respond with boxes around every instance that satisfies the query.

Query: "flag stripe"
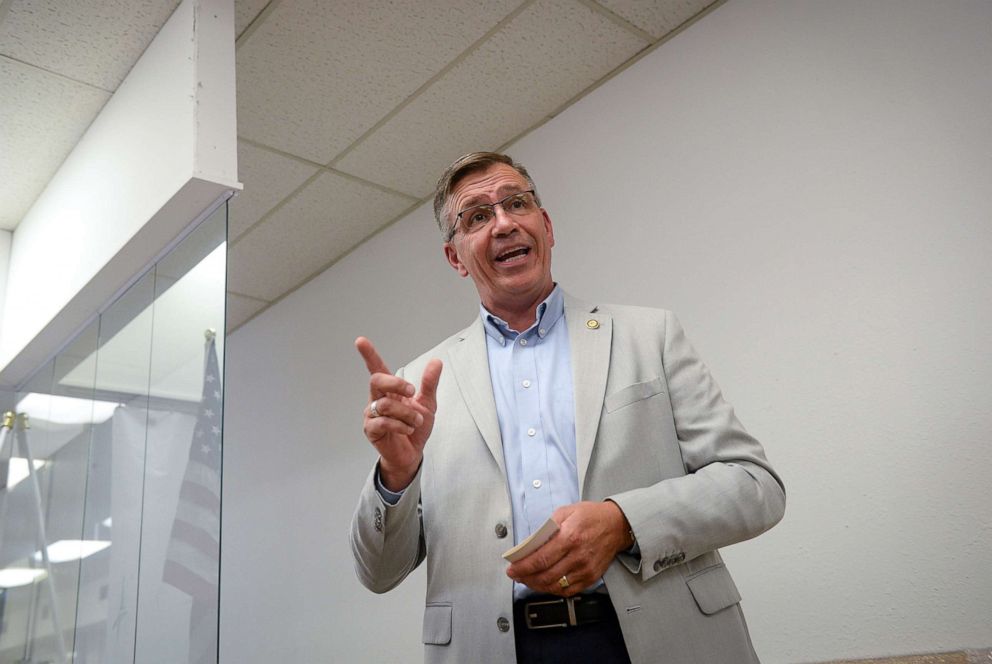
[178,480,221,514]
[163,560,218,602]
[164,338,222,602]
[171,519,219,554]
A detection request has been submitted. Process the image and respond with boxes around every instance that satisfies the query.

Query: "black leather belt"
[518,594,611,629]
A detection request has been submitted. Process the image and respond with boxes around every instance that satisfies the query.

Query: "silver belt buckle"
[524,596,581,629]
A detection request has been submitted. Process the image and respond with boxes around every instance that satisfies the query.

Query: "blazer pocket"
[422,603,452,645]
[685,564,742,615]
[605,377,665,413]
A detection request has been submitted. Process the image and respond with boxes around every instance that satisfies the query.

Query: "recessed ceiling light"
[16,393,120,425]
[36,540,112,564]
[4,457,46,490]
[0,568,48,588]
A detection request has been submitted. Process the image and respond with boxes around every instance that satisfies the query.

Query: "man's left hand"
[506,501,633,597]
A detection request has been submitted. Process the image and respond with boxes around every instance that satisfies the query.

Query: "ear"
[542,209,555,248]
[443,242,469,277]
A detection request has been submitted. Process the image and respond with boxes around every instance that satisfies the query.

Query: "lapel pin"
[586,319,600,329]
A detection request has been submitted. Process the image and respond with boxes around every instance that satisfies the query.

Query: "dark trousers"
[513,594,632,664]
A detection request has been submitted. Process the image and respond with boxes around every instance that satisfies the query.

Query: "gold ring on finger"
[558,575,569,589]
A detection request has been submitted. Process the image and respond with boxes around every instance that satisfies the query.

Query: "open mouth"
[494,247,530,263]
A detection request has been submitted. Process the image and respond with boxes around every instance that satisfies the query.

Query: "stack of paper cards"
[501,518,559,562]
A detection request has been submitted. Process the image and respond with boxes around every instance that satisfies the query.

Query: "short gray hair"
[432,152,540,240]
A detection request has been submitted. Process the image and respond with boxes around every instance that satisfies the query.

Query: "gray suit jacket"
[350,294,785,663]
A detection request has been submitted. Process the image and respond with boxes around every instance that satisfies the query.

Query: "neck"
[484,282,555,332]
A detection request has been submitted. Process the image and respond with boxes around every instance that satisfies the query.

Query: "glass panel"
[72,270,156,664]
[0,321,100,664]
[1,363,59,663]
[134,205,226,664]
[0,200,226,663]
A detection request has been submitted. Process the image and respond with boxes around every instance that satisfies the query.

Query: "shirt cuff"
[375,466,405,506]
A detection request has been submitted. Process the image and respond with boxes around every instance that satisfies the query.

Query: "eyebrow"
[457,185,528,210]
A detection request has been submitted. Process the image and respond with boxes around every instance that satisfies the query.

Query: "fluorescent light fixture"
[36,540,111,564]
[0,567,48,588]
[16,393,120,425]
[5,457,46,490]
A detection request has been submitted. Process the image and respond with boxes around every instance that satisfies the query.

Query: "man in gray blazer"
[351,152,785,663]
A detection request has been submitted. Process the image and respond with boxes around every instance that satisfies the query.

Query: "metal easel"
[1,411,69,664]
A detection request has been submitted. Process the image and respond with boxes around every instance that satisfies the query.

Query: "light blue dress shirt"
[480,286,580,600]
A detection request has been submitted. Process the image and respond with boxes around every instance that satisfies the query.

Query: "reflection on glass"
[0,203,226,663]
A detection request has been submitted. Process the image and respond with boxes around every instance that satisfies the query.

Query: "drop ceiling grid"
[597,0,715,40]
[229,140,320,240]
[234,0,520,164]
[335,0,651,198]
[0,57,111,229]
[234,0,270,37]
[225,291,270,331]
[227,170,415,301]
[0,0,181,90]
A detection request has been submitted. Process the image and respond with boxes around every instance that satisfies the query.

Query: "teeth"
[496,247,528,262]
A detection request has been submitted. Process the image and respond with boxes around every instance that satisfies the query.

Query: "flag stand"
[1,411,69,664]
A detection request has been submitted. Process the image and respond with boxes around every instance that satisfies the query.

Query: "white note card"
[502,518,559,562]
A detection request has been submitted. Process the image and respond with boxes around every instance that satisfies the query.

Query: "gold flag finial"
[2,411,14,429]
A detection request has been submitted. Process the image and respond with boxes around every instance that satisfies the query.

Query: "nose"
[489,204,517,236]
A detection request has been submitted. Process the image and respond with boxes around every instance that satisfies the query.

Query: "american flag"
[163,336,222,602]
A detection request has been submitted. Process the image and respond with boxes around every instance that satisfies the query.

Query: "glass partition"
[0,203,226,663]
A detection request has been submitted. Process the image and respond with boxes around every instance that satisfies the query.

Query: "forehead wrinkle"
[452,169,529,211]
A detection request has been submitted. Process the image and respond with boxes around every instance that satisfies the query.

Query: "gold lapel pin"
[586,319,600,329]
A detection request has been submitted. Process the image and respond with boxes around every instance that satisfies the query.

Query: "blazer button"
[495,523,508,539]
[497,617,510,632]
[373,507,383,533]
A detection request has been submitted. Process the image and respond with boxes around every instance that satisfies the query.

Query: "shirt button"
[539,328,546,336]
[527,428,536,437]
[497,616,510,632]
[519,338,527,346]
[495,522,508,539]
[532,479,542,489]
[522,380,531,388]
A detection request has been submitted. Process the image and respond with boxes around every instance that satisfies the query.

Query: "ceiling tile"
[0,57,110,229]
[227,171,414,301]
[226,290,270,331]
[234,0,270,38]
[597,0,714,40]
[235,0,519,164]
[335,0,649,198]
[229,141,319,240]
[0,0,180,90]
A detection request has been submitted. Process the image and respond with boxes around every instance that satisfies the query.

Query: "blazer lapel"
[447,317,506,476]
[565,295,612,496]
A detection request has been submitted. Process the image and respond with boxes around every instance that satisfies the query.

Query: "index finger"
[355,337,391,376]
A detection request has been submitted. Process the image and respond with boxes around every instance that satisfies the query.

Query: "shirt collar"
[481,285,565,345]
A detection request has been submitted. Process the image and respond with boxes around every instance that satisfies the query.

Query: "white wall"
[0,230,11,336]
[221,1,992,662]
[0,0,239,389]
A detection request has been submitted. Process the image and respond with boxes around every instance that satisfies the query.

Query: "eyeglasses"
[447,190,538,241]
